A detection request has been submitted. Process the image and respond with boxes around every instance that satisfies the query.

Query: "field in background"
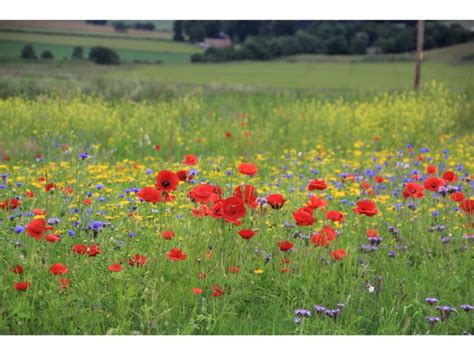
[0,21,196,63]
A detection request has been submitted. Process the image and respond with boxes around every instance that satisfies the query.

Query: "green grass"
[0,30,200,63]
[0,31,198,53]
[0,41,193,64]
[115,61,474,91]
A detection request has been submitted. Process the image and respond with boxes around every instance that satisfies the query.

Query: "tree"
[89,47,120,65]
[173,20,185,41]
[86,20,107,26]
[41,50,54,60]
[295,31,323,54]
[349,32,369,54]
[72,46,84,60]
[21,44,37,60]
[324,35,349,54]
[113,21,128,33]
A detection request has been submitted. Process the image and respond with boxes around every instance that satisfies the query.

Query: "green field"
[116,61,474,91]
[0,30,200,63]
[0,41,193,64]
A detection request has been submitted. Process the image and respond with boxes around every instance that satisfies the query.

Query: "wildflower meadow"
[0,79,472,335]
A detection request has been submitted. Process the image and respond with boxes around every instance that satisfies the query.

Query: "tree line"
[171,21,474,62]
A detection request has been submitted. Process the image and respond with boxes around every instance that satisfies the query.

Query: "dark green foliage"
[349,32,370,54]
[72,46,84,60]
[41,50,54,60]
[113,21,128,33]
[131,22,155,31]
[89,47,120,65]
[85,20,107,26]
[21,44,37,60]
[173,20,185,41]
[182,21,474,63]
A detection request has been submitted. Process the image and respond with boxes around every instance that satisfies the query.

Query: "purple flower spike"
[425,297,438,306]
[294,309,312,318]
[314,305,326,314]
[425,316,440,328]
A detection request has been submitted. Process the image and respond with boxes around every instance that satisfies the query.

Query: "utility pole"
[414,20,425,91]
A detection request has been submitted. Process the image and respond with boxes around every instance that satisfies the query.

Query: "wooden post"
[414,20,425,91]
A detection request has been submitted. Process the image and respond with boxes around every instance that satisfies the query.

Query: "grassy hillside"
[0,29,200,63]
[115,61,474,91]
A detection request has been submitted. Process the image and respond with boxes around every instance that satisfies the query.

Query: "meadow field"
[0,23,473,335]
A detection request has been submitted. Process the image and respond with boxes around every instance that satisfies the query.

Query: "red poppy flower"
[59,278,70,289]
[0,198,20,210]
[426,165,437,174]
[14,281,31,291]
[225,131,232,139]
[311,232,330,247]
[325,210,345,222]
[305,195,328,211]
[374,176,384,184]
[62,187,74,195]
[45,183,58,192]
[238,163,258,176]
[353,200,378,217]
[442,171,457,183]
[161,230,175,240]
[87,244,101,257]
[72,244,88,255]
[222,197,247,222]
[192,204,211,218]
[189,184,219,204]
[2,154,10,161]
[192,288,203,295]
[154,144,161,151]
[238,229,255,240]
[293,207,315,226]
[50,263,68,275]
[330,249,348,261]
[210,199,225,219]
[320,225,337,241]
[167,248,187,261]
[403,182,425,199]
[129,254,147,267]
[26,218,50,240]
[307,179,328,191]
[277,240,293,252]
[33,208,47,216]
[212,285,224,297]
[45,234,61,243]
[424,177,444,192]
[450,192,465,202]
[155,170,179,192]
[12,264,24,274]
[183,154,198,166]
[360,181,372,191]
[82,198,92,206]
[266,193,286,210]
[228,266,240,274]
[233,184,258,209]
[176,170,187,182]
[108,264,122,272]
[137,186,162,203]
[25,190,35,198]
[460,199,474,214]
[367,229,380,238]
